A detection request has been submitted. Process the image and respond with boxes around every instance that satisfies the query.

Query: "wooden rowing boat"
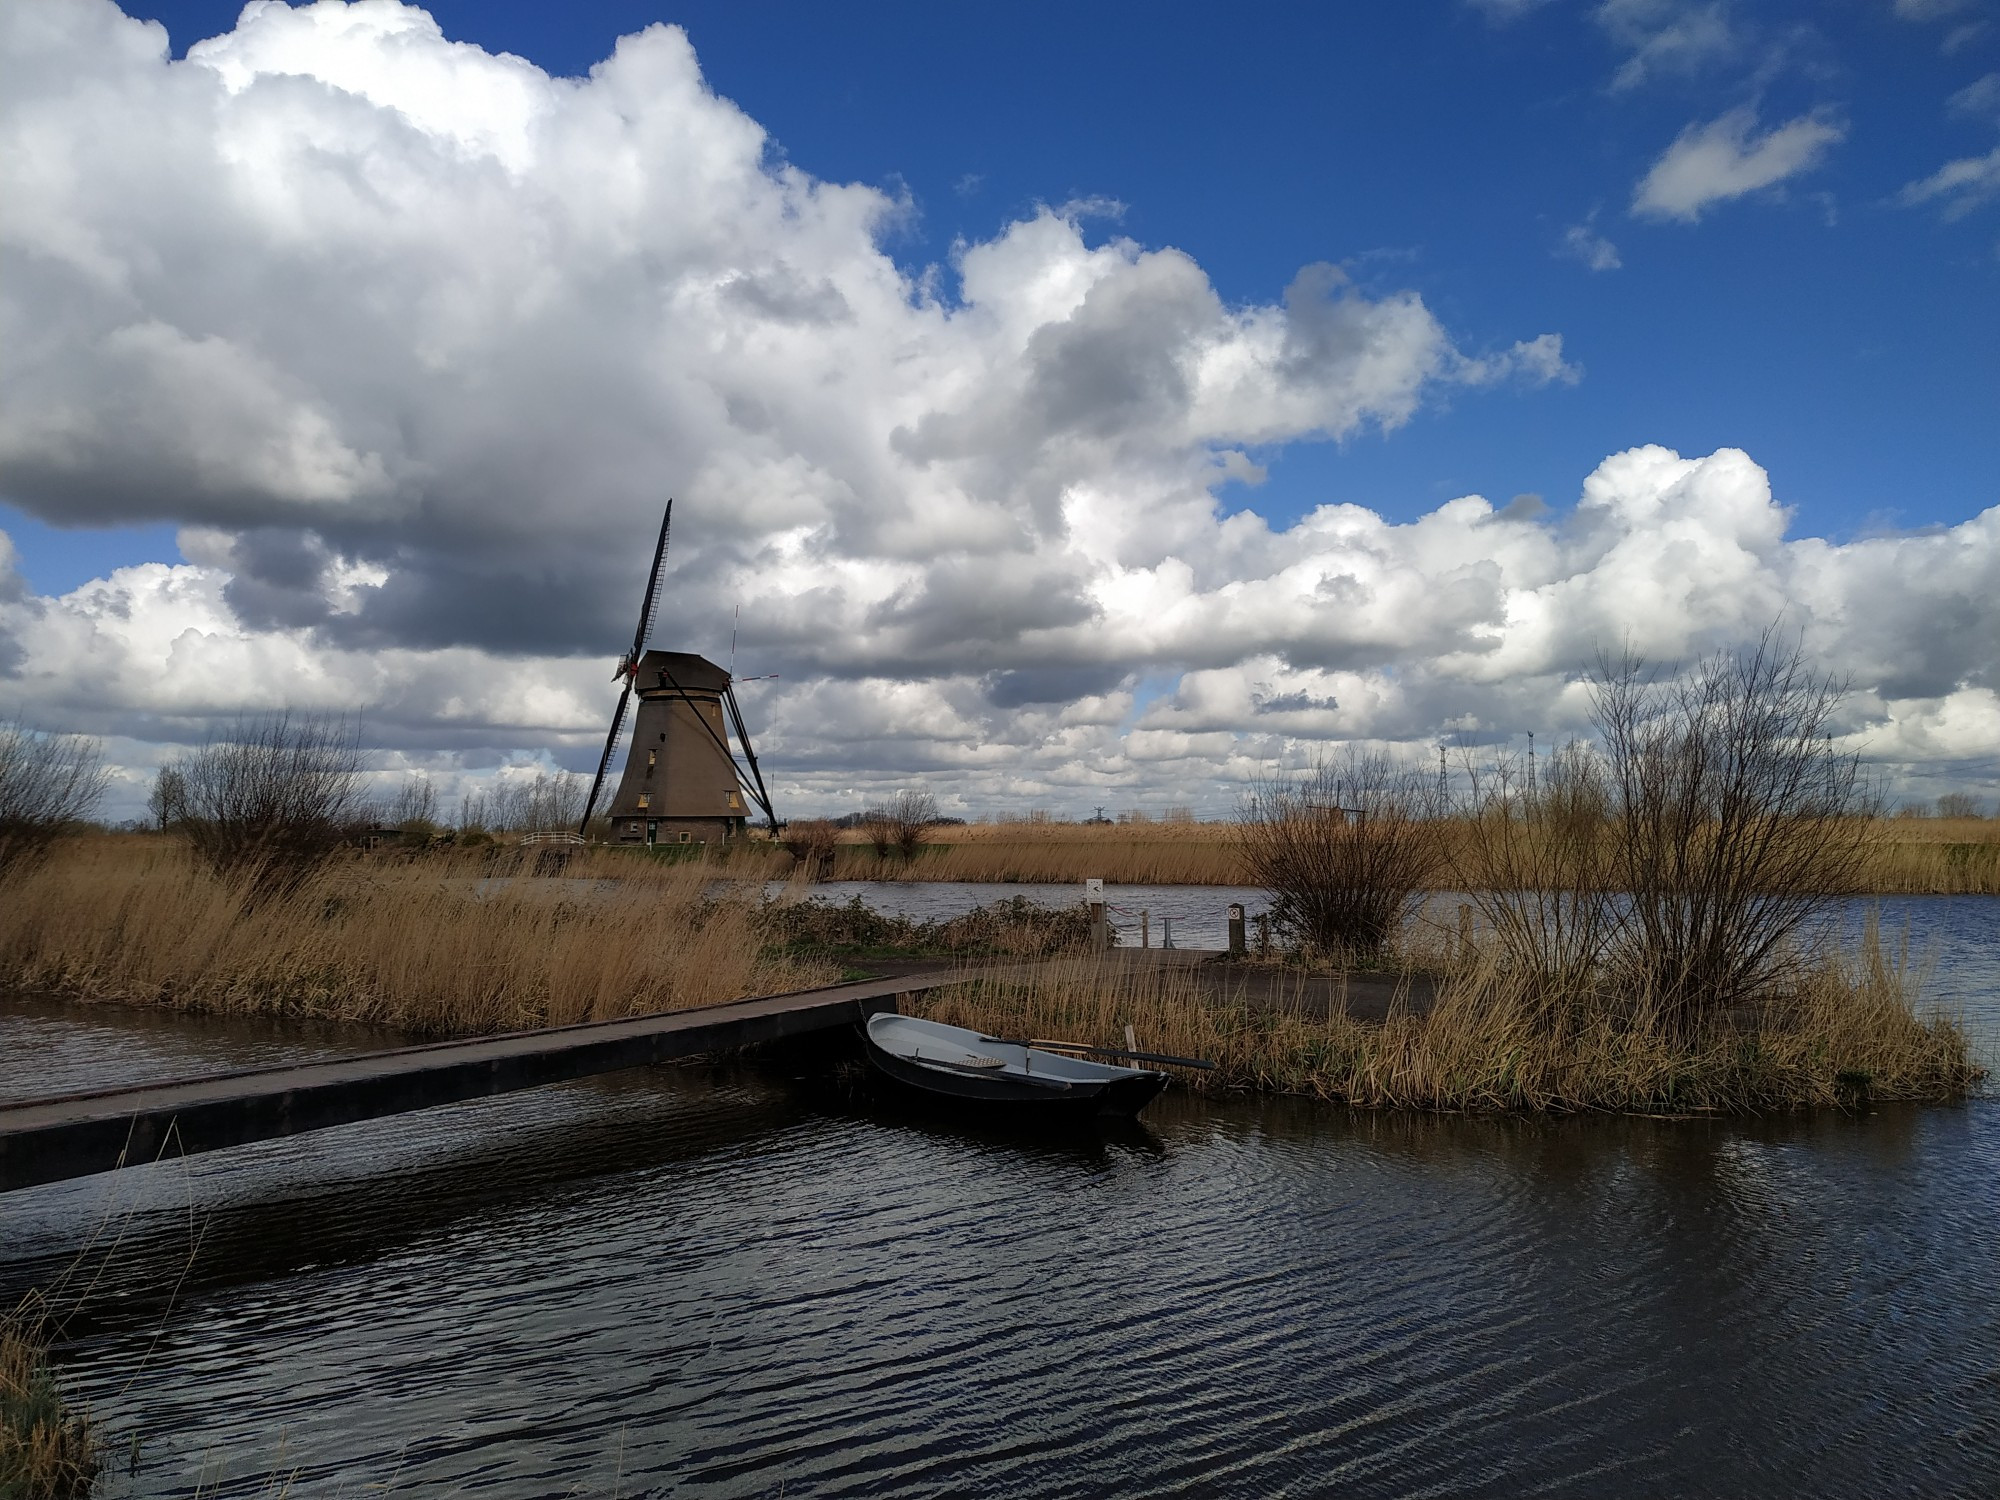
[862,1013,1170,1119]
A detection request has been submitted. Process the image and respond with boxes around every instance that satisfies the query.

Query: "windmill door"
[645,820,660,846]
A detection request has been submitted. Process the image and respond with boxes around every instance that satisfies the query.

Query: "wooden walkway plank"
[0,971,965,1194]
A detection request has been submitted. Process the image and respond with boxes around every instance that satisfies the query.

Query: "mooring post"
[1141,910,1150,948]
[1227,903,1246,958]
[1086,877,1107,952]
[1161,916,1175,949]
[1254,912,1271,959]
[1458,902,1474,962]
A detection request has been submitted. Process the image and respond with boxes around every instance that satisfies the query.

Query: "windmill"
[577,500,779,845]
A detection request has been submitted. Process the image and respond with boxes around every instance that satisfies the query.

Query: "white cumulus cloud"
[0,1,1993,815]
[1632,107,1846,221]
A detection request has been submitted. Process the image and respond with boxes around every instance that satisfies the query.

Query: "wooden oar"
[978,1036,1218,1071]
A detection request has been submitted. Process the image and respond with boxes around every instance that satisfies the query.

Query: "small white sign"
[1084,878,1104,899]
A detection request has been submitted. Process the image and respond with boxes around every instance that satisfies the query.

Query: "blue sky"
[3,1,1995,811]
[75,0,1994,561]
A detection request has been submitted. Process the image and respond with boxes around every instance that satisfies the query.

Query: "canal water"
[3,891,1996,1498]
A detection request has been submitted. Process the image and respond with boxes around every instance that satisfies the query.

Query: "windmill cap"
[633,650,732,693]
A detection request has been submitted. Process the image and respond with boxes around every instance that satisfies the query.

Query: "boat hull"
[862,1016,1169,1120]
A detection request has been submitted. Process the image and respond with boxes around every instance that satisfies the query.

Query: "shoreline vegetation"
[754,813,2000,892]
[912,930,1978,1112]
[1,1297,97,1500]
[0,838,1981,1114]
[0,645,1990,1118]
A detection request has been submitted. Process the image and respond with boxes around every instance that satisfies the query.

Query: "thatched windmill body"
[578,502,778,846]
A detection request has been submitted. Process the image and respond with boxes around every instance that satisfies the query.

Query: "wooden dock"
[0,972,964,1194]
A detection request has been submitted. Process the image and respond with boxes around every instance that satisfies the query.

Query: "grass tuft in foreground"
[911,933,1979,1113]
[1,1298,97,1500]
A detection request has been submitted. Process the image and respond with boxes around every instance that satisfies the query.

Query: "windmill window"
[677,831,691,844]
[646,749,657,771]
[636,793,651,810]
[726,791,741,810]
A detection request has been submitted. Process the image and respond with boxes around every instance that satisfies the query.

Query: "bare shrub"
[858,805,896,856]
[458,769,586,833]
[1454,738,1620,993]
[160,712,367,898]
[387,775,439,830]
[1937,791,1984,820]
[1595,635,1871,1037]
[860,789,938,858]
[888,788,939,856]
[0,721,109,877]
[1240,750,1445,960]
[780,818,840,878]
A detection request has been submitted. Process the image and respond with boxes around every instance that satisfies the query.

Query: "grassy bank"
[911,939,1980,1112]
[762,894,1093,965]
[729,816,2000,893]
[0,838,1982,1114]
[1,1299,97,1500]
[0,838,836,1034]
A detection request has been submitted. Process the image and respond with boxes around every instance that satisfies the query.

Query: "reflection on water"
[2,892,1996,1497]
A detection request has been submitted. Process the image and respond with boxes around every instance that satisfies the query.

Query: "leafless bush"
[0,719,109,877]
[457,769,586,833]
[1595,634,1871,1037]
[860,788,938,858]
[780,818,840,878]
[1240,750,1445,959]
[1454,739,1620,994]
[159,712,367,898]
[1937,792,1984,819]
[386,775,440,830]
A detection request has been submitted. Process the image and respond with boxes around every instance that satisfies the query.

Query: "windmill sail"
[578,500,672,835]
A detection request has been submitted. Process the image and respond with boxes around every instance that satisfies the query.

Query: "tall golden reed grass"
[911,935,1980,1112]
[728,816,2000,893]
[1,1297,97,1500]
[0,838,836,1035]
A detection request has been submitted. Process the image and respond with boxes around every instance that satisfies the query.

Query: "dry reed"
[0,838,837,1035]
[910,932,1979,1113]
[719,816,1999,893]
[1,1297,97,1500]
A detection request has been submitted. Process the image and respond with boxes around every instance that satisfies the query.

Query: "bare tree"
[886,788,938,857]
[457,769,586,833]
[162,712,367,898]
[1594,634,1871,1036]
[388,775,439,830]
[859,789,938,858]
[858,804,897,856]
[1240,750,1445,960]
[148,764,186,831]
[0,719,110,876]
[1937,792,1984,820]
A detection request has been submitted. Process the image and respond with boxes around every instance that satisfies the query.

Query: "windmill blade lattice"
[578,499,673,834]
